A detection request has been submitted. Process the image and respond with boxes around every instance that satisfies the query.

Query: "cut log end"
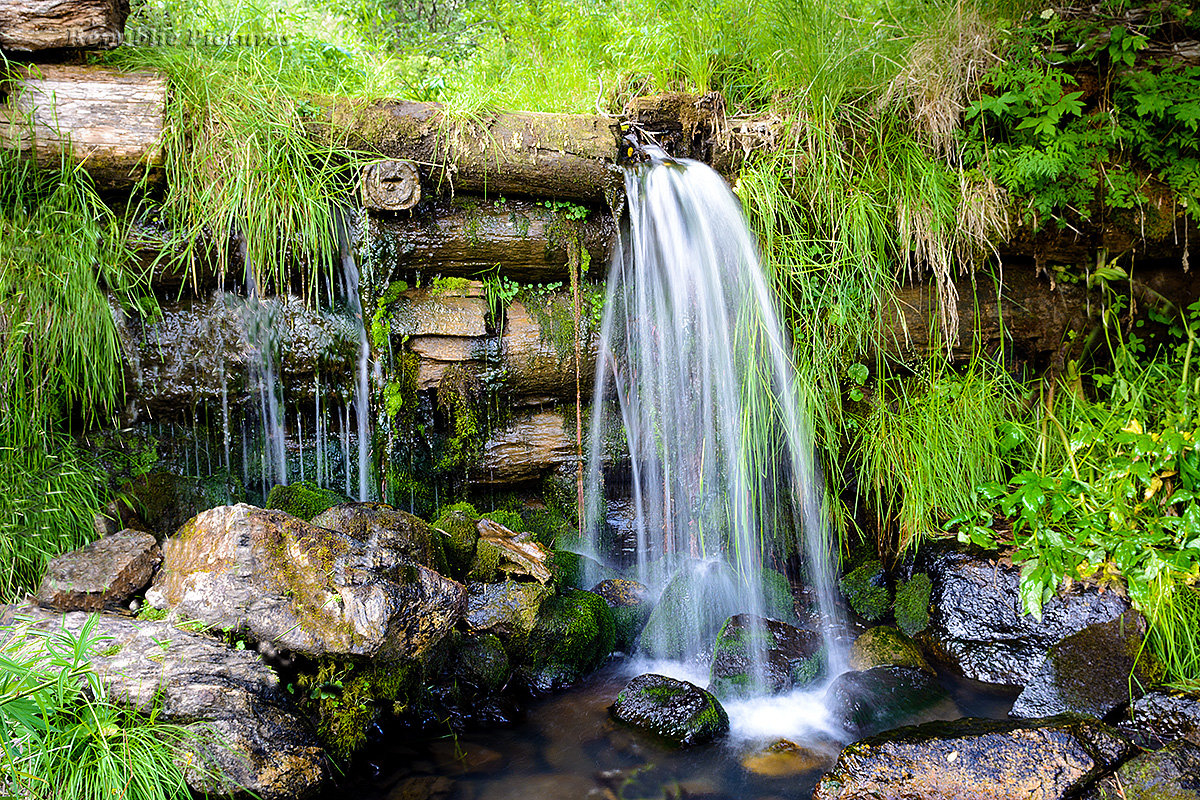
[0,0,130,52]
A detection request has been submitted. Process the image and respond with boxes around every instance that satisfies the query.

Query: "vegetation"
[0,615,198,799]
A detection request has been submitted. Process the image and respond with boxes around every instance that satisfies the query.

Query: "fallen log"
[368,198,616,283]
[0,63,166,188]
[322,98,624,204]
[0,0,128,51]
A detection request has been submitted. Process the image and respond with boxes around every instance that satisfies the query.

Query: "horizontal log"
[368,199,615,283]
[1,64,166,188]
[322,98,624,204]
[0,0,128,51]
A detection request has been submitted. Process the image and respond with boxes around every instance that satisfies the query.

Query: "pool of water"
[337,658,1019,800]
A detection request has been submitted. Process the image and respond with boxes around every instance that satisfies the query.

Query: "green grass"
[1,615,201,799]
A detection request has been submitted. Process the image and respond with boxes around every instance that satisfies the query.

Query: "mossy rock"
[520,588,616,693]
[591,578,652,653]
[849,626,932,674]
[709,614,824,698]
[639,561,792,660]
[480,509,525,533]
[1100,740,1200,800]
[610,673,729,747]
[298,658,421,760]
[548,549,614,589]
[312,501,449,575]
[893,573,932,636]
[446,631,511,696]
[266,481,348,522]
[467,539,503,582]
[839,560,891,622]
[761,569,800,624]
[826,666,953,737]
[464,579,553,654]
[432,503,481,579]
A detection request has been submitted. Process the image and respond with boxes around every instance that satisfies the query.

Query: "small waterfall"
[585,151,843,673]
[341,247,373,502]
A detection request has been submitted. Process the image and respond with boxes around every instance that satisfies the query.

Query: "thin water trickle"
[339,224,373,502]
[584,150,845,733]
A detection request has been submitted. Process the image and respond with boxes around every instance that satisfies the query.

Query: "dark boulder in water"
[918,543,1131,686]
[1011,611,1164,720]
[814,715,1134,800]
[825,665,954,738]
[610,673,729,747]
[708,613,823,698]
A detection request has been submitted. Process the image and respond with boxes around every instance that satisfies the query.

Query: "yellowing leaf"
[1145,475,1163,500]
[1123,418,1143,435]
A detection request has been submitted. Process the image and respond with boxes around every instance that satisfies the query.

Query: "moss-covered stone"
[849,626,932,673]
[312,501,449,575]
[708,614,824,698]
[464,579,552,654]
[266,481,349,522]
[548,549,613,589]
[610,673,729,747]
[467,538,502,582]
[432,503,481,579]
[761,569,799,624]
[128,470,243,536]
[893,573,932,636]
[590,577,651,652]
[447,631,511,696]
[481,509,525,533]
[839,560,891,622]
[1100,741,1200,800]
[520,588,616,693]
[298,658,422,760]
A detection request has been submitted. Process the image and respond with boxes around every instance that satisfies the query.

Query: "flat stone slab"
[37,529,160,611]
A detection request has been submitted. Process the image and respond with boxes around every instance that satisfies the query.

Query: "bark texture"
[0,64,166,188]
[0,0,128,51]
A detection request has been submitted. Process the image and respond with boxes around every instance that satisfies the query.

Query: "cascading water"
[585,150,845,724]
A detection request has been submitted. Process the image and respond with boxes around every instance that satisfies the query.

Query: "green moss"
[265,480,348,521]
[520,588,616,692]
[432,503,480,579]
[481,509,525,532]
[760,569,799,623]
[467,538,502,582]
[136,605,169,622]
[849,626,931,673]
[839,560,892,622]
[893,573,932,636]
[297,659,421,761]
[451,632,511,695]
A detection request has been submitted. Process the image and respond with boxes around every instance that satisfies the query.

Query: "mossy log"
[0,63,166,188]
[368,198,615,282]
[0,0,128,51]
[320,98,624,203]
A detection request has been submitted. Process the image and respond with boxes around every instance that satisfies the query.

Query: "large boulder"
[825,666,955,738]
[814,716,1134,800]
[1012,611,1164,719]
[590,578,652,652]
[464,579,553,650]
[36,530,160,611]
[520,589,616,692]
[146,504,466,660]
[1,605,327,800]
[919,544,1131,685]
[709,614,823,698]
[610,673,729,747]
[311,501,446,573]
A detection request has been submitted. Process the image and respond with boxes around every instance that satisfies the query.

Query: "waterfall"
[584,151,843,673]
[341,249,373,502]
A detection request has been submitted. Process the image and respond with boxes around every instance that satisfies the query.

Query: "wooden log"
[368,199,616,283]
[0,0,128,51]
[0,64,166,188]
[321,98,624,204]
[362,159,421,211]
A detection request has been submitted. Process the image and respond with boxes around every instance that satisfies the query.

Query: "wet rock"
[1128,689,1200,746]
[1,604,327,800]
[848,626,932,673]
[520,588,616,692]
[1012,611,1164,719]
[312,501,446,573]
[590,577,652,652]
[610,673,730,747]
[639,561,794,660]
[127,471,243,536]
[431,505,480,577]
[36,530,160,611]
[476,517,553,583]
[814,716,1134,800]
[839,560,891,621]
[741,739,837,777]
[474,409,578,485]
[1090,740,1200,800]
[464,579,552,649]
[386,775,455,800]
[825,666,954,737]
[893,572,933,636]
[442,631,511,696]
[919,544,1130,685]
[146,504,467,660]
[709,614,823,698]
[267,481,349,522]
[548,549,614,590]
